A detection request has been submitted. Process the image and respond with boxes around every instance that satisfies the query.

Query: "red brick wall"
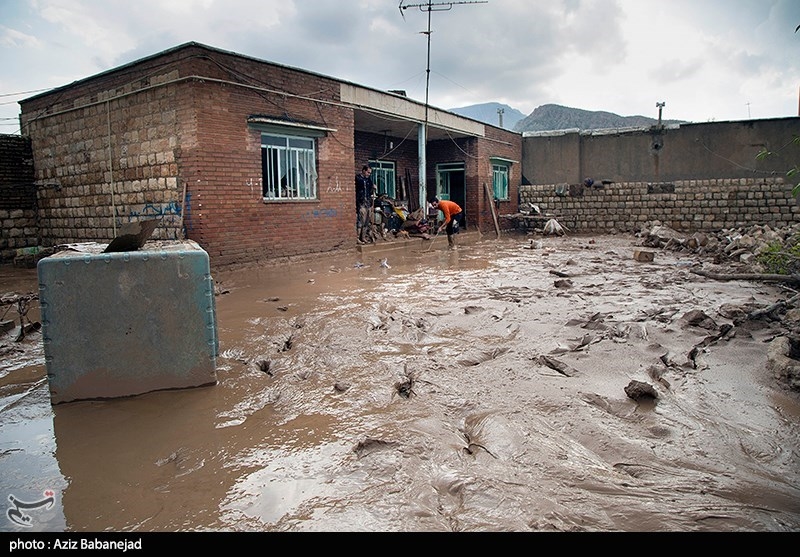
[20,44,358,267]
[184,78,355,266]
[474,126,521,235]
[426,126,521,235]
[355,131,421,210]
[18,43,522,266]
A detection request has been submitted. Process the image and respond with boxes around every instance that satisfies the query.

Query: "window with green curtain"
[492,162,509,201]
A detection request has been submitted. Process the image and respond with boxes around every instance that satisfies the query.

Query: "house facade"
[18,42,521,268]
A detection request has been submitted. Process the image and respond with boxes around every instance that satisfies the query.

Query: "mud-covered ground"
[1,232,799,532]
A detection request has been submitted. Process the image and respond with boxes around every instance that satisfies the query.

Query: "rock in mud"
[624,380,659,401]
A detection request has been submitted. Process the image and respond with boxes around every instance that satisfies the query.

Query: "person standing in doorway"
[430,197,463,249]
[355,165,376,244]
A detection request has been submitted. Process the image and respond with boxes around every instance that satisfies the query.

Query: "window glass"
[261,133,318,200]
[369,160,396,198]
[492,163,509,201]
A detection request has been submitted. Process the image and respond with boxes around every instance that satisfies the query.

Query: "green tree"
[757,134,800,199]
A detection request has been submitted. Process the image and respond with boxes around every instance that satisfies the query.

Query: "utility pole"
[400,0,488,211]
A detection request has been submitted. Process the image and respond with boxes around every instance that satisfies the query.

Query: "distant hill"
[448,102,525,130]
[512,104,686,133]
[449,102,687,133]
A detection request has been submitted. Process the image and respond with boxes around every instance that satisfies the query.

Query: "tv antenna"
[399,0,488,210]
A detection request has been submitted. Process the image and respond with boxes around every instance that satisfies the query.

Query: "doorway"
[436,162,466,229]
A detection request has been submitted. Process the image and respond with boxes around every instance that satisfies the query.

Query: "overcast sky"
[2,0,799,134]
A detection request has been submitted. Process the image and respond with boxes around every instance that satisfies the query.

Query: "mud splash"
[1,234,799,532]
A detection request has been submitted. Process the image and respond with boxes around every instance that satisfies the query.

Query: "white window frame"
[260,133,318,201]
[369,160,396,198]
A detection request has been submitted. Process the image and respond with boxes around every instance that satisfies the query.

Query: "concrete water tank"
[37,241,218,404]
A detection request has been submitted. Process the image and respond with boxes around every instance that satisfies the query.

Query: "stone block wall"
[518,177,797,233]
[23,74,185,249]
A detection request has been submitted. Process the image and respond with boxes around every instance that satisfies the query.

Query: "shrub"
[757,237,800,275]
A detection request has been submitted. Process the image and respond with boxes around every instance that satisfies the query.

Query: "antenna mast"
[399,0,488,211]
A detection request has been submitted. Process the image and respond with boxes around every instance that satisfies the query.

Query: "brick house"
[18,42,521,268]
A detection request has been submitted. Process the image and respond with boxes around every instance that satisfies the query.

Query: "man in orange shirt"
[430,197,463,249]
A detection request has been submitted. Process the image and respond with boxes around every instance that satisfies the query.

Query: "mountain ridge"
[448,102,525,130]
[448,102,687,132]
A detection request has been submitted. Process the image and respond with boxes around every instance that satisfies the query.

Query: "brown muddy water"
[1,233,799,532]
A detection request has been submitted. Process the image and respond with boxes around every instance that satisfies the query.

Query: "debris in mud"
[214,282,230,296]
[280,335,294,352]
[638,221,800,279]
[646,365,671,389]
[687,323,735,368]
[333,381,351,393]
[353,438,397,459]
[554,278,573,289]
[766,336,800,391]
[257,360,273,376]
[543,218,568,236]
[396,378,414,398]
[395,365,416,398]
[633,249,655,262]
[582,312,613,331]
[681,309,718,330]
[457,347,509,367]
[624,380,659,401]
[537,355,579,377]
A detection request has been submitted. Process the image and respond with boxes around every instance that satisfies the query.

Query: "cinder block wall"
[22,71,186,248]
[517,117,800,234]
[518,177,797,233]
[0,135,37,262]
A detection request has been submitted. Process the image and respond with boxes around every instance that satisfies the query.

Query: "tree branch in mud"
[691,268,800,285]
[0,293,39,342]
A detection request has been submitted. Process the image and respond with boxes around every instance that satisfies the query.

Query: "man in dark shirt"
[355,165,376,243]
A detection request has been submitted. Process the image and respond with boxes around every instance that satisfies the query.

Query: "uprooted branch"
[691,268,800,285]
[1,293,39,342]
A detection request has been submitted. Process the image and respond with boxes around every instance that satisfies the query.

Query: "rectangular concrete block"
[633,249,655,262]
[37,241,218,404]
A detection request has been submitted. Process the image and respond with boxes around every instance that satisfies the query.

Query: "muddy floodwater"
[1,233,799,532]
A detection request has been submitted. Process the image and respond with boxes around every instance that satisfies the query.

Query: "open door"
[436,163,467,229]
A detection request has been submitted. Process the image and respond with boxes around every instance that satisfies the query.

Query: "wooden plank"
[484,182,501,237]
